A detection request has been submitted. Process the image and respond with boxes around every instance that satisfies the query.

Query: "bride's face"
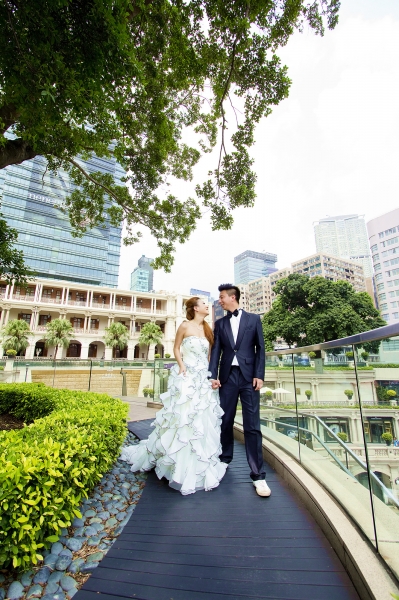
[195,299,209,317]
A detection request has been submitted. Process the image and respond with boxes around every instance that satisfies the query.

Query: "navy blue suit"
[209,310,266,480]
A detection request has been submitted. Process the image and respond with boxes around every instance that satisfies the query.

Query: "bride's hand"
[179,365,187,377]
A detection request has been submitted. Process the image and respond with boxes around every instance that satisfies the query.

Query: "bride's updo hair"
[185,297,214,347]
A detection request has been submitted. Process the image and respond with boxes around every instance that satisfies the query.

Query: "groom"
[209,284,271,497]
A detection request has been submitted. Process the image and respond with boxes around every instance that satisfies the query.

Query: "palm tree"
[103,322,129,358]
[1,319,31,355]
[44,318,73,359]
[138,322,163,359]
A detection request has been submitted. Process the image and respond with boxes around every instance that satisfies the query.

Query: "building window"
[378,293,386,301]
[18,313,31,324]
[377,283,385,291]
[375,273,383,282]
[374,263,381,271]
[363,418,394,444]
[371,244,378,253]
[321,418,350,443]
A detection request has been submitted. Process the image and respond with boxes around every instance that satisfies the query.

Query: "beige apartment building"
[245,254,366,316]
[0,278,211,360]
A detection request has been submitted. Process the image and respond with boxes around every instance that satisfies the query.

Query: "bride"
[120,296,228,495]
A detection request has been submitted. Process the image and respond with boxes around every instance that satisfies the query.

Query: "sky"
[118,0,399,298]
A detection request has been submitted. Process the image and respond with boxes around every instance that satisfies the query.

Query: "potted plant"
[344,389,354,402]
[304,390,312,401]
[345,351,354,367]
[337,432,348,443]
[6,349,17,358]
[360,351,369,365]
[265,390,273,405]
[143,387,150,397]
[147,388,155,399]
[165,353,171,358]
[381,432,393,446]
[277,354,283,367]
[308,352,316,367]
[154,353,161,358]
[387,389,397,406]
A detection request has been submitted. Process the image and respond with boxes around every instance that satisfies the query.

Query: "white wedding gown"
[120,336,228,495]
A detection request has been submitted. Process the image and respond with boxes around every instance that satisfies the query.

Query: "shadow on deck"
[75,419,359,600]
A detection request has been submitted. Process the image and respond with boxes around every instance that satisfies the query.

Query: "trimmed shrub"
[0,383,127,569]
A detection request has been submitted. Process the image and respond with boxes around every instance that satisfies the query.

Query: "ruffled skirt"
[120,364,227,495]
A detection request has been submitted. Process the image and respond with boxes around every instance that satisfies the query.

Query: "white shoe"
[253,480,271,497]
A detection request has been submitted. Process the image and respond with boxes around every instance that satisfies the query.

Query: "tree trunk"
[0,138,37,169]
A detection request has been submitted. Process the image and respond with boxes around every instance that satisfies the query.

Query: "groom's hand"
[210,379,221,389]
[253,378,263,391]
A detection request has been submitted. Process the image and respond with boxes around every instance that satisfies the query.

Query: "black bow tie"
[227,309,239,318]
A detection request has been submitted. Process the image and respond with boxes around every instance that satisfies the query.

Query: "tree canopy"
[262,274,386,351]
[0,0,339,269]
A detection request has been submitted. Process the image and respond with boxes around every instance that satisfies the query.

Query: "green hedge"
[0,383,128,569]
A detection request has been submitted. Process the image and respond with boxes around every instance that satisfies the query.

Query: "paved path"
[75,419,359,600]
[117,396,158,422]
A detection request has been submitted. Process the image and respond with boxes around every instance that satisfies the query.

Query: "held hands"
[253,378,263,391]
[210,379,221,389]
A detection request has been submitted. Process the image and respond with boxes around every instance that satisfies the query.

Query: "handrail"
[261,416,354,478]
[260,412,399,508]
[265,323,399,356]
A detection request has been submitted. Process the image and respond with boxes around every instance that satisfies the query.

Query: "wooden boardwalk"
[76,419,359,600]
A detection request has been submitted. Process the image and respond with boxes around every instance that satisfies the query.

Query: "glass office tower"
[130,255,154,292]
[0,154,124,287]
[234,250,278,284]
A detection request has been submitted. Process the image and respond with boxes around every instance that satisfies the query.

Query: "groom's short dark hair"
[218,283,240,303]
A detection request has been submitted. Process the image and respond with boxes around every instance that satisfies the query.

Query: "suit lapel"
[223,316,235,350]
[235,310,249,350]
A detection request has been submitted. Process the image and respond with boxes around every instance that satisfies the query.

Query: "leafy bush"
[165,353,171,358]
[372,363,399,368]
[6,349,17,356]
[0,383,127,569]
[381,432,393,445]
[154,353,161,358]
[308,352,316,359]
[344,389,354,399]
[337,432,348,442]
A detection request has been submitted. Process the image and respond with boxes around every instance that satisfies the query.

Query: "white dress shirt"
[230,309,242,366]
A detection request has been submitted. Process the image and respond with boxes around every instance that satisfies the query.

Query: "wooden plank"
[75,421,359,600]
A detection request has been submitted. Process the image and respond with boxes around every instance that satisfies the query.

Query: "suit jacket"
[209,310,265,384]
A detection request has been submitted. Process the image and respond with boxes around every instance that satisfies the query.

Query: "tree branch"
[0,103,19,135]
[68,158,122,204]
[0,137,37,169]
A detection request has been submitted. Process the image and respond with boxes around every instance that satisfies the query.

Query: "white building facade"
[314,214,373,278]
[367,208,399,324]
[0,278,212,360]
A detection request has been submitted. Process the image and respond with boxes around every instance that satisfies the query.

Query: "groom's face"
[219,291,236,310]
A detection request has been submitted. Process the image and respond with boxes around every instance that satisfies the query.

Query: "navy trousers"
[219,366,266,481]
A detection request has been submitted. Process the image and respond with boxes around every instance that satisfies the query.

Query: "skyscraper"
[130,255,154,292]
[367,208,399,324]
[234,250,277,285]
[314,214,373,278]
[0,155,124,287]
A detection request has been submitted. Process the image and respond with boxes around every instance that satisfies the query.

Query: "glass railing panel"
[153,359,177,403]
[6,359,154,399]
[354,345,399,579]
[289,345,377,549]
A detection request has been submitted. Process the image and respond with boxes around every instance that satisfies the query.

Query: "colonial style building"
[0,278,212,360]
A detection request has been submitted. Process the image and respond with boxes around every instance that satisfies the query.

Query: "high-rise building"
[190,288,210,298]
[234,250,277,284]
[367,208,399,324]
[314,214,373,278]
[0,155,124,287]
[130,255,154,292]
